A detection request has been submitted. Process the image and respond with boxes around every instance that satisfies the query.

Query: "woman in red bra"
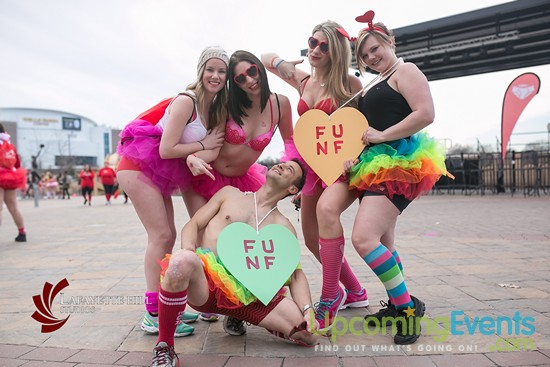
[262,20,368,332]
[189,50,293,201]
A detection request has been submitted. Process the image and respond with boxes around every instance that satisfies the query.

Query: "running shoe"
[150,342,179,367]
[141,312,194,337]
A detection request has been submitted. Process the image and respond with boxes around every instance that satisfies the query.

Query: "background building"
[0,107,118,171]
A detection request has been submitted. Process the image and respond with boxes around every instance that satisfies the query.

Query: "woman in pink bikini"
[187,50,293,330]
[262,20,368,332]
[189,50,293,201]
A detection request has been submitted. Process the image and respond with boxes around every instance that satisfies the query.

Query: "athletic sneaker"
[151,342,179,367]
[223,316,247,336]
[394,295,426,345]
[198,313,219,322]
[141,312,194,337]
[365,299,398,326]
[339,288,369,309]
[180,311,199,324]
[15,233,27,242]
[314,287,347,333]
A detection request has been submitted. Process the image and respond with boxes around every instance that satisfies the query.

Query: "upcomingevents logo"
[31,278,71,332]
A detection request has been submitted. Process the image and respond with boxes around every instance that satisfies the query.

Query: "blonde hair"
[311,20,355,108]
[355,22,395,76]
[186,62,229,130]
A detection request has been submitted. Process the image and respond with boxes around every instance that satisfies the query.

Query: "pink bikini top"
[296,76,338,116]
[225,94,280,152]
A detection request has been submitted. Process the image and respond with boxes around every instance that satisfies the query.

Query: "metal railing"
[433,150,550,196]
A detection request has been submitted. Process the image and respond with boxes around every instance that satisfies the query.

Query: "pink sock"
[145,292,159,314]
[340,257,363,294]
[319,236,345,300]
[158,287,187,347]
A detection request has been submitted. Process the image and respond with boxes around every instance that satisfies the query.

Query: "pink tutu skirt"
[281,137,347,196]
[191,163,267,200]
[116,119,192,197]
[0,167,27,190]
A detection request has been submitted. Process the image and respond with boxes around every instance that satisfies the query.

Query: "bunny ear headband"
[335,10,386,43]
[355,10,388,35]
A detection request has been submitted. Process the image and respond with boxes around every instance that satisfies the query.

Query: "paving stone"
[66,349,126,364]
[20,362,76,367]
[21,347,79,362]
[341,356,377,367]
[0,358,27,366]
[282,356,339,367]
[373,355,437,367]
[225,356,283,367]
[2,193,550,366]
[114,351,150,366]
[0,344,35,359]
[485,351,550,366]
[429,353,497,367]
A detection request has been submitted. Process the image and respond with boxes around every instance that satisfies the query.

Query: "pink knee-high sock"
[319,236,345,300]
[340,257,363,294]
[157,287,187,347]
[145,291,159,314]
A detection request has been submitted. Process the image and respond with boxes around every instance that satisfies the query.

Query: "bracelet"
[275,58,285,68]
[270,55,279,68]
[198,141,205,150]
[302,304,312,315]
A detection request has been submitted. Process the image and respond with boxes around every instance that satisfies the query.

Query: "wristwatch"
[302,304,312,315]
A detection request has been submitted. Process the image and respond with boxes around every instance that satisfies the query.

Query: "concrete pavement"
[1,193,549,366]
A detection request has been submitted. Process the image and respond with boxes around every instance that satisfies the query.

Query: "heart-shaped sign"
[217,222,300,305]
[294,107,369,186]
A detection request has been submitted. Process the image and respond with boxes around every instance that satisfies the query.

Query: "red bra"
[225,94,280,152]
[297,76,338,116]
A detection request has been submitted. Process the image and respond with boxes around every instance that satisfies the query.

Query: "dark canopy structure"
[302,0,550,81]
[393,0,550,81]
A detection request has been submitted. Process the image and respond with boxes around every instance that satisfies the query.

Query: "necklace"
[253,192,277,233]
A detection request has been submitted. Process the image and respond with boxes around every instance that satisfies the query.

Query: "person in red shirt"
[0,123,27,242]
[98,161,117,205]
[79,164,94,206]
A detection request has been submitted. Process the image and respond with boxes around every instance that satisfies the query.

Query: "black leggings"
[82,187,93,197]
[103,184,115,196]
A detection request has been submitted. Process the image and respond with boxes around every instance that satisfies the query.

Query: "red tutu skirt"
[0,167,27,190]
[116,119,192,197]
[191,163,267,200]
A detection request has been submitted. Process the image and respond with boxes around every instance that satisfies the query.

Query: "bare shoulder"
[348,74,363,93]
[273,212,297,236]
[211,186,242,202]
[400,62,428,80]
[274,93,291,105]
[170,93,195,111]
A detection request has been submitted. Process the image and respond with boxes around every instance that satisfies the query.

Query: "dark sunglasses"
[308,37,329,54]
[233,64,259,84]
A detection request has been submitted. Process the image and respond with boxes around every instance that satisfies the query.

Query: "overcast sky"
[1,0,549,159]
